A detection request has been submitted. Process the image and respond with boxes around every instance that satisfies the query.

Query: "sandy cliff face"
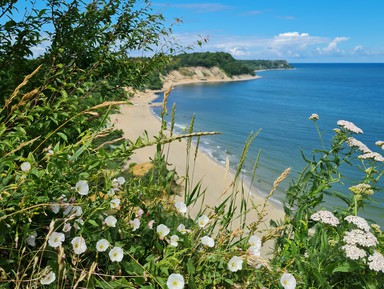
[161,66,254,88]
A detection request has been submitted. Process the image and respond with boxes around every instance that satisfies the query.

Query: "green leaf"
[57,132,68,142]
[332,262,360,273]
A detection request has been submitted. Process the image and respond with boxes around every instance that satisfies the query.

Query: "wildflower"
[367,251,384,273]
[310,210,339,227]
[48,232,65,248]
[40,269,56,285]
[107,188,115,197]
[20,161,31,172]
[346,137,371,154]
[201,236,215,248]
[50,203,60,214]
[371,223,381,234]
[148,220,154,229]
[109,246,124,262]
[175,201,187,214]
[248,245,261,256]
[26,232,37,247]
[337,120,363,134]
[341,244,367,260]
[110,198,120,209]
[349,183,374,196]
[280,273,296,289]
[74,218,84,230]
[62,223,71,233]
[227,256,243,272]
[177,224,190,234]
[248,235,261,249]
[197,215,209,228]
[136,208,144,218]
[156,224,170,240]
[63,205,82,217]
[345,215,370,232]
[130,218,140,231]
[166,273,185,289]
[104,215,117,227]
[96,239,110,252]
[71,236,87,255]
[112,177,125,188]
[75,180,89,196]
[343,229,378,247]
[358,152,384,162]
[309,113,319,121]
[375,140,384,150]
[170,235,179,247]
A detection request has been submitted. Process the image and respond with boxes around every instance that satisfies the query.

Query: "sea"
[152,63,384,226]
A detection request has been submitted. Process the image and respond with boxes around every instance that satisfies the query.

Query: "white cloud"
[167,3,232,13]
[315,36,350,54]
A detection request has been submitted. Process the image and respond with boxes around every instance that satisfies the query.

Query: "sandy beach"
[111,75,286,256]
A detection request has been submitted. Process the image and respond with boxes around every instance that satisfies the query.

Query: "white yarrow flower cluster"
[337,120,363,134]
[310,210,340,227]
[227,256,243,272]
[376,140,384,150]
[367,251,384,273]
[349,183,374,196]
[309,113,319,121]
[201,236,215,248]
[346,137,372,154]
[174,201,187,214]
[280,272,296,289]
[358,151,384,162]
[157,224,170,240]
[345,215,370,232]
[343,229,378,247]
[248,235,262,257]
[166,273,184,289]
[197,215,209,228]
[341,244,367,260]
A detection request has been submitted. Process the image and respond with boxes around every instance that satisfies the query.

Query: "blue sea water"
[153,63,384,225]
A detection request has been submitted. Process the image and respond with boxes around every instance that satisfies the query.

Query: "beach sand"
[111,76,286,257]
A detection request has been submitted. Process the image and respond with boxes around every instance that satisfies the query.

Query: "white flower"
[62,223,71,233]
[227,256,243,272]
[156,224,170,240]
[248,235,261,249]
[117,176,125,185]
[107,188,115,197]
[337,120,363,134]
[346,137,372,154]
[310,210,339,227]
[110,198,120,209]
[96,239,110,252]
[74,218,84,230]
[50,203,60,214]
[48,232,65,248]
[201,236,215,248]
[21,161,31,172]
[358,152,384,162]
[341,244,367,260]
[71,236,87,255]
[109,246,124,262]
[26,232,37,247]
[197,215,209,228]
[166,273,184,289]
[280,273,296,289]
[175,201,187,214]
[136,208,144,218]
[309,113,319,121]
[104,215,117,227]
[248,245,261,256]
[40,269,56,285]
[343,229,378,247]
[130,218,140,231]
[170,235,179,247]
[75,180,89,196]
[368,251,384,273]
[177,224,190,234]
[345,215,370,232]
[148,220,154,229]
[349,183,374,196]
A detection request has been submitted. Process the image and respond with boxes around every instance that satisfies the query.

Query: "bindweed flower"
[40,268,56,285]
[248,235,261,249]
[310,210,339,227]
[367,251,384,273]
[104,215,117,227]
[166,273,184,289]
[248,245,261,257]
[309,113,319,121]
[109,246,124,262]
[156,224,170,240]
[341,244,367,260]
[112,177,125,188]
[71,236,87,255]
[349,183,374,196]
[62,223,71,233]
[280,273,296,289]
[107,188,115,197]
[136,208,144,218]
[227,256,243,272]
[345,215,370,232]
[343,229,378,247]
[110,198,120,209]
[174,201,187,214]
[337,120,363,134]
[96,239,110,252]
[177,224,190,234]
[48,232,65,248]
[148,220,154,229]
[170,235,179,247]
[130,218,140,231]
[50,203,60,214]
[20,161,31,173]
[197,215,209,228]
[201,236,215,248]
[26,232,37,247]
[75,180,89,196]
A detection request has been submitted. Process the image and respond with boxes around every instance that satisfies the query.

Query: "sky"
[150,0,384,63]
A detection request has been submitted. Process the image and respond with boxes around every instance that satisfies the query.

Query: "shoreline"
[111,74,285,257]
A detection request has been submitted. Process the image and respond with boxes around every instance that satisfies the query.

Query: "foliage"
[238,59,293,70]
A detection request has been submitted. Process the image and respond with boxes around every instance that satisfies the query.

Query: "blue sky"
[151,1,384,62]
